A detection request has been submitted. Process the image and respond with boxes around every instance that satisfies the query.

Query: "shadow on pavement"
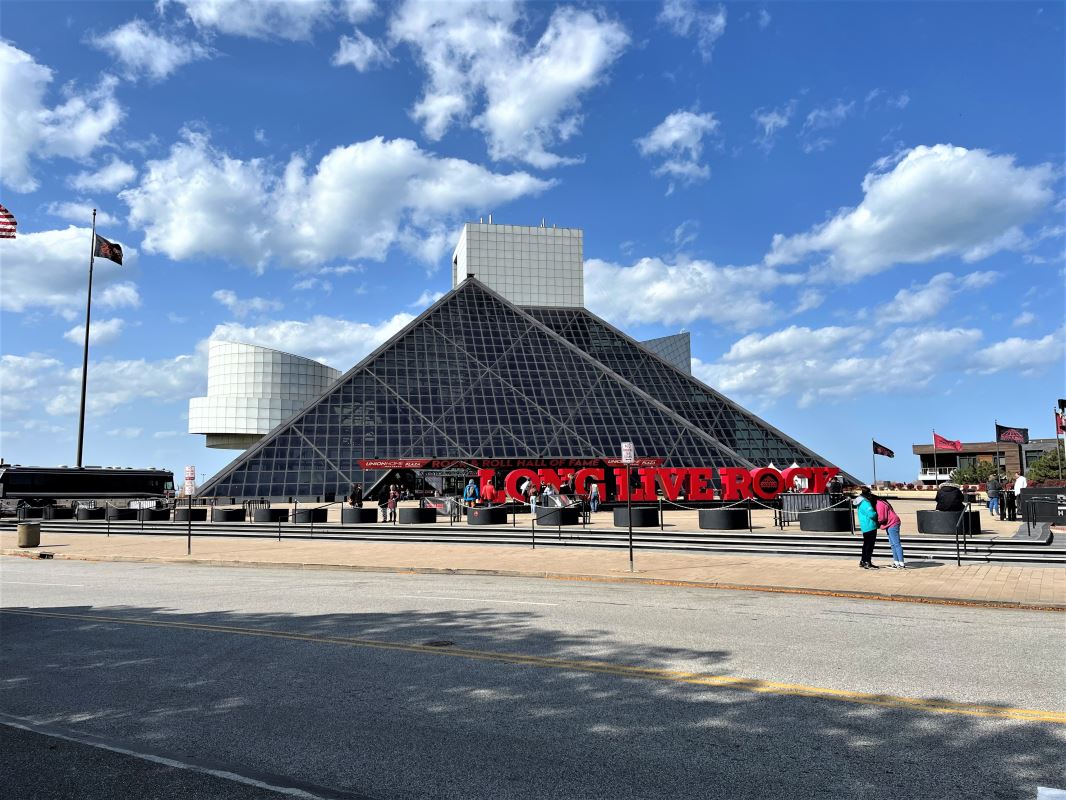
[1,603,1063,799]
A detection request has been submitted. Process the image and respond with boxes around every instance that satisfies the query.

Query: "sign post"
[621,441,635,572]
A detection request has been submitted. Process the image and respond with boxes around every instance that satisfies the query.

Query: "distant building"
[911,438,1058,485]
[188,341,340,449]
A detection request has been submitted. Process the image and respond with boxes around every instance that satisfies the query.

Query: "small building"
[911,438,1058,485]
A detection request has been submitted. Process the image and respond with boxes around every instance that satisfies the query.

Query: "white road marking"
[395,594,558,606]
[3,581,86,587]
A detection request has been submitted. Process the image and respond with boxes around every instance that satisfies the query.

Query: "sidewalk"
[3,531,1063,610]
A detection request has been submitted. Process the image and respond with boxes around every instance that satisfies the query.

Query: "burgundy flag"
[933,432,962,452]
[995,424,1029,445]
[0,203,16,239]
[872,441,895,458]
[94,233,123,265]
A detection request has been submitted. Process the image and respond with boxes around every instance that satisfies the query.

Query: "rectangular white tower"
[451,221,583,307]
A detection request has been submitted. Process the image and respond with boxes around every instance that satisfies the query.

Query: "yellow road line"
[4,607,1063,725]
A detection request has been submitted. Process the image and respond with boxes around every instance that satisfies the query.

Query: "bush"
[950,461,1001,485]
[1027,442,1065,483]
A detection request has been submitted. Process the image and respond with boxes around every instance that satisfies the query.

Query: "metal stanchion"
[186,495,192,555]
[659,497,663,531]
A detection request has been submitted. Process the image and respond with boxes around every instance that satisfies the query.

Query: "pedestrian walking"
[985,474,1001,517]
[462,478,479,508]
[856,487,880,569]
[589,481,600,513]
[875,493,905,569]
[528,482,537,515]
[349,484,363,508]
[482,481,497,507]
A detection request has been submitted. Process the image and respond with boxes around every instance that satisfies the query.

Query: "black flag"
[94,234,123,265]
[872,441,895,458]
[995,424,1029,445]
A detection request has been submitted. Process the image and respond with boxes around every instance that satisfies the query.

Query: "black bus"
[0,465,175,507]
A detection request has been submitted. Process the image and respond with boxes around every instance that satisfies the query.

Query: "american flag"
[0,203,15,239]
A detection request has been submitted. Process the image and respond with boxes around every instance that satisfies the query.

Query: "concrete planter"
[613,507,659,527]
[916,509,981,535]
[105,507,137,521]
[293,508,327,524]
[398,508,437,524]
[468,507,509,526]
[136,508,170,522]
[341,507,379,524]
[536,506,579,526]
[174,507,208,522]
[212,508,246,522]
[698,508,749,530]
[253,508,289,523]
[799,508,853,532]
[44,506,75,520]
[76,507,106,520]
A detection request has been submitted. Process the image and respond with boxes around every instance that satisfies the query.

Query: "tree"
[950,460,1000,484]
[1026,442,1065,483]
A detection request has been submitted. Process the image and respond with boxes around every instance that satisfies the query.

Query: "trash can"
[17,522,41,548]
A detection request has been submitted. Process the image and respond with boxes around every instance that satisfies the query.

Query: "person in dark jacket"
[934,481,965,512]
[985,475,1001,517]
[349,484,363,508]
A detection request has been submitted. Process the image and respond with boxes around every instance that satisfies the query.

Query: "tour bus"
[0,464,175,509]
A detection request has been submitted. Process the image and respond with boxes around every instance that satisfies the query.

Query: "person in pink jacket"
[876,495,905,569]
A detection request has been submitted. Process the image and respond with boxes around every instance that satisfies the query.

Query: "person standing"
[349,484,363,508]
[589,481,600,513]
[1012,471,1028,520]
[482,480,496,507]
[985,474,1001,517]
[876,493,905,569]
[462,479,479,508]
[387,484,399,522]
[856,487,880,569]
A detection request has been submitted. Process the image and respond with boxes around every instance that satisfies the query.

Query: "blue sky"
[1,0,1063,485]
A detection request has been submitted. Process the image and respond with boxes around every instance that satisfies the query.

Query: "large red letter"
[655,468,687,501]
[504,469,539,501]
[749,468,783,500]
[574,468,605,495]
[808,467,840,494]
[613,467,631,501]
[635,468,658,501]
[718,468,752,500]
[688,468,716,500]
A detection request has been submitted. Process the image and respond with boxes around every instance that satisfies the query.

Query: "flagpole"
[871,438,877,488]
[932,429,939,486]
[75,209,96,469]
[994,418,1002,480]
[1057,408,1064,481]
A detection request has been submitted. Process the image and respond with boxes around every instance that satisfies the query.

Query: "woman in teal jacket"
[856,487,880,569]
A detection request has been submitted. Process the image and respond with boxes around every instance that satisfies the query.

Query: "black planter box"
[613,507,659,527]
[212,508,246,522]
[105,507,137,521]
[398,508,437,524]
[136,508,170,521]
[293,508,327,524]
[342,507,380,524]
[799,508,853,532]
[536,506,579,526]
[44,506,75,520]
[76,507,106,520]
[916,509,981,535]
[468,506,509,525]
[19,507,46,519]
[174,507,208,522]
[1019,488,1066,524]
[253,508,289,523]
[698,508,749,530]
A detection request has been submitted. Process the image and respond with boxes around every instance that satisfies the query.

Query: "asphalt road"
[2,558,1064,799]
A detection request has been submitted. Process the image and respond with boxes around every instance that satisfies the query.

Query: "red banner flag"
[0,203,16,239]
[933,432,962,452]
[1056,412,1065,435]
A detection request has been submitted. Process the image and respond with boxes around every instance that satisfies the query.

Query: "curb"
[4,548,1063,612]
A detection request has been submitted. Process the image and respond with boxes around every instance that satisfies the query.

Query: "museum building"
[197,222,852,501]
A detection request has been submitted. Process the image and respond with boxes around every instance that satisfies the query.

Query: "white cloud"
[766,144,1057,280]
[169,0,337,40]
[658,0,727,61]
[793,289,824,314]
[107,427,143,438]
[585,256,790,331]
[694,324,985,407]
[0,354,65,413]
[45,353,204,417]
[63,317,126,346]
[46,202,118,226]
[976,330,1065,374]
[292,276,332,292]
[752,100,795,152]
[865,89,910,111]
[153,430,182,438]
[878,270,998,323]
[92,19,212,80]
[69,156,138,192]
[390,1,629,167]
[1013,311,1036,327]
[99,282,142,309]
[342,0,377,23]
[0,226,134,313]
[636,110,719,192]
[410,289,444,308]
[209,312,415,369]
[757,8,771,28]
[212,289,283,317]
[672,220,699,248]
[799,99,854,153]
[0,42,123,192]
[333,29,391,71]
[121,130,552,269]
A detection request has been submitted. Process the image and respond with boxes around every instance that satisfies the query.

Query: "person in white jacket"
[1013,472,1028,494]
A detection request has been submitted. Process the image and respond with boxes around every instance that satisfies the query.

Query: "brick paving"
[3,521,1062,609]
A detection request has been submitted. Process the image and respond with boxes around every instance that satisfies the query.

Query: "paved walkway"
[3,530,1062,610]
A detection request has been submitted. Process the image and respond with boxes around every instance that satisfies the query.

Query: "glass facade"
[199,279,848,500]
